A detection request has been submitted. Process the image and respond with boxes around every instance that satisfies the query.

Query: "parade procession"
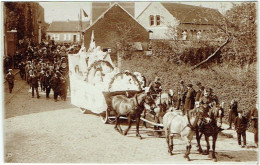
[3,1,258,163]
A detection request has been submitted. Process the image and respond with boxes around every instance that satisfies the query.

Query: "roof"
[47,21,90,32]
[83,2,148,32]
[161,3,223,24]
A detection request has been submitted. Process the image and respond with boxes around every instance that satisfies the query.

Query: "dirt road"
[3,75,258,163]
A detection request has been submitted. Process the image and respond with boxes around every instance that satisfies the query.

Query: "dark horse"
[111,92,155,139]
[195,102,224,162]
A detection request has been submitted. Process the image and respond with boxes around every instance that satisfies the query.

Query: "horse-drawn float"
[68,44,163,129]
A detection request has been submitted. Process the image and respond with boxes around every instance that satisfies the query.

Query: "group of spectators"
[148,77,258,148]
[5,41,81,102]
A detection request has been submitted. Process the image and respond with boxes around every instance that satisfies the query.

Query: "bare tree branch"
[192,37,230,70]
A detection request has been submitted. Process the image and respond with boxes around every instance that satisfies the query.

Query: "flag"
[82,9,88,17]
[89,30,96,50]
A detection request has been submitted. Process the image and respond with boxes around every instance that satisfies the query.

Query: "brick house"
[136,2,223,40]
[83,3,150,61]
[46,21,89,43]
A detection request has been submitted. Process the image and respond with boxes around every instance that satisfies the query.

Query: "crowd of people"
[148,77,258,148]
[5,41,81,102]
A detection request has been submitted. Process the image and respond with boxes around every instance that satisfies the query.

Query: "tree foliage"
[216,2,257,66]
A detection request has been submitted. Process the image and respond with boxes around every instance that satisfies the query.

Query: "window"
[77,34,80,41]
[150,15,154,26]
[156,15,160,26]
[68,34,71,40]
[64,34,67,40]
[56,34,60,40]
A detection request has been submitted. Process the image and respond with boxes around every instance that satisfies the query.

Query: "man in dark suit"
[176,80,187,111]
[228,99,238,129]
[234,110,248,148]
[250,105,258,147]
[195,82,204,102]
[6,69,14,93]
[184,84,196,115]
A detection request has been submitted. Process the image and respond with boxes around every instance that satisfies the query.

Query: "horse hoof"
[197,149,203,153]
[202,151,209,155]
[184,156,191,161]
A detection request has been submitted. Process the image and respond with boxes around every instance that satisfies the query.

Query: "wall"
[137,2,179,39]
[84,4,149,62]
[46,32,80,43]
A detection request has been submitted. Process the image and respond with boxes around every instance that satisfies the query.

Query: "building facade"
[46,21,89,43]
[83,3,149,62]
[137,2,222,41]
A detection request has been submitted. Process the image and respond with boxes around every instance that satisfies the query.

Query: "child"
[234,110,248,148]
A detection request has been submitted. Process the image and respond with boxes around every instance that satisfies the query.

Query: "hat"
[200,86,205,90]
[155,77,161,82]
[180,80,184,84]
[237,110,243,114]
[187,84,192,88]
[196,82,201,86]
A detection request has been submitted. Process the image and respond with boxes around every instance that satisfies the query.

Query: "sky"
[39,1,239,23]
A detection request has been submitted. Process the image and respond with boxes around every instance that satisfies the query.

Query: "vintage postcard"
[2,1,258,163]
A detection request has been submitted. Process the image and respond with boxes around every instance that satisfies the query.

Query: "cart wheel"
[101,108,116,124]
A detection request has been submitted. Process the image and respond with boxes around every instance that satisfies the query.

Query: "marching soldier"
[51,70,61,102]
[176,80,187,111]
[43,71,52,99]
[29,71,40,98]
[6,69,14,93]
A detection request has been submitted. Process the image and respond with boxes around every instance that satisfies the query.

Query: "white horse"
[163,104,206,161]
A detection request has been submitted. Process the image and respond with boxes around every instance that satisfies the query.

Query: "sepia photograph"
[1,1,258,163]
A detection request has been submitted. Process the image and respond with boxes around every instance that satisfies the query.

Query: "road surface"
[3,74,258,163]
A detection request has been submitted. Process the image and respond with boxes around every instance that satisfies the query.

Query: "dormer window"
[150,15,154,26]
[156,15,160,26]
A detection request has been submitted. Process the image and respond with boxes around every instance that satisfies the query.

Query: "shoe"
[32,96,34,98]
[241,145,245,148]
[37,96,40,99]
[227,127,232,130]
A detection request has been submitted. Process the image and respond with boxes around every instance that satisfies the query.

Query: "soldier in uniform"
[51,70,61,102]
[6,69,14,93]
[234,110,248,148]
[148,77,162,99]
[176,80,187,111]
[199,88,214,116]
[228,99,238,129]
[184,84,196,115]
[43,71,52,99]
[39,69,45,91]
[29,71,40,98]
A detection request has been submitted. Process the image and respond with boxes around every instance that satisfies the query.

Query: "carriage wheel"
[100,108,116,124]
